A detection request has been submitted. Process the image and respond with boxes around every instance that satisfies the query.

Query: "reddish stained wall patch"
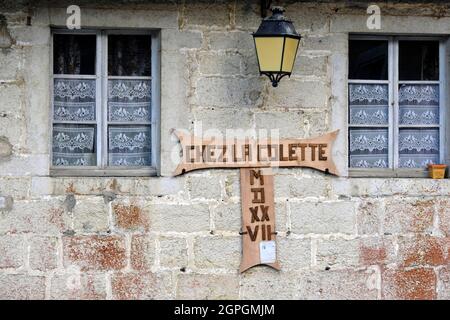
[130,235,154,271]
[400,236,447,267]
[48,207,66,230]
[111,272,164,300]
[63,236,127,271]
[409,200,435,232]
[383,268,436,300]
[113,203,149,231]
[360,244,387,266]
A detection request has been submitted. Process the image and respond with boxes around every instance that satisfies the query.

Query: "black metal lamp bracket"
[261,0,273,18]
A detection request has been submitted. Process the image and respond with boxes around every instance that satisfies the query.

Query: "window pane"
[53,34,96,75]
[108,125,151,166]
[349,40,388,80]
[399,84,439,125]
[399,41,439,81]
[53,79,96,121]
[52,124,96,166]
[399,128,439,168]
[108,35,151,76]
[108,79,151,122]
[349,128,388,168]
[349,84,389,125]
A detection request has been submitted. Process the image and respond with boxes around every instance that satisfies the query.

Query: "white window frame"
[49,29,161,177]
[348,35,447,178]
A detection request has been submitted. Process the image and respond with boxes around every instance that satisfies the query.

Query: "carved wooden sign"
[173,130,340,273]
[240,168,280,272]
[173,130,339,176]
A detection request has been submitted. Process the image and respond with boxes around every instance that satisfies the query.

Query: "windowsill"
[49,167,158,177]
[348,168,431,178]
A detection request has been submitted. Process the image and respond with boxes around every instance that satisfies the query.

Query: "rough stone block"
[266,80,329,109]
[196,77,264,108]
[112,202,149,232]
[50,273,106,300]
[29,236,58,271]
[198,52,241,75]
[149,203,210,233]
[241,268,378,299]
[134,177,185,197]
[254,111,306,139]
[194,236,240,269]
[73,197,109,233]
[8,25,49,46]
[290,201,357,234]
[359,236,396,266]
[397,235,447,267]
[382,198,434,234]
[177,274,239,299]
[63,236,127,271]
[161,29,203,51]
[159,236,188,268]
[192,108,254,133]
[0,199,69,235]
[437,199,450,236]
[0,83,22,115]
[274,175,329,198]
[357,200,383,235]
[208,31,254,51]
[187,175,223,200]
[0,177,30,200]
[111,272,173,300]
[437,267,450,300]
[0,234,24,269]
[278,237,311,270]
[301,33,348,54]
[0,47,22,79]
[382,268,436,300]
[30,177,55,198]
[49,7,179,29]
[130,234,155,271]
[183,1,232,28]
[0,154,49,176]
[317,236,395,269]
[0,274,45,299]
[293,55,328,77]
[212,202,241,232]
[285,4,330,34]
[224,173,240,199]
[316,238,360,269]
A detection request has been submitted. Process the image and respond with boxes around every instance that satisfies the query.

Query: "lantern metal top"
[253,6,301,39]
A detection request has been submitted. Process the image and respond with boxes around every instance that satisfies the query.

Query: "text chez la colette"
[185,143,329,163]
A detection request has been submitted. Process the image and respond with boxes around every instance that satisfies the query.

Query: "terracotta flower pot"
[428,164,447,179]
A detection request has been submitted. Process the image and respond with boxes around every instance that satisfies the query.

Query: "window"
[348,36,445,175]
[51,30,159,176]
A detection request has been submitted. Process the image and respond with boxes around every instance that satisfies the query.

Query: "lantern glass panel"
[254,37,284,72]
[281,37,299,73]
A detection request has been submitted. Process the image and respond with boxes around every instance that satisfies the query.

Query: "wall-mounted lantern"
[253,7,301,87]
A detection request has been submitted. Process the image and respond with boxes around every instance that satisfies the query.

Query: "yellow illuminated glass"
[254,37,284,72]
[281,37,299,73]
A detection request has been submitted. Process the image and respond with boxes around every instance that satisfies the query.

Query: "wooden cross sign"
[173,130,339,273]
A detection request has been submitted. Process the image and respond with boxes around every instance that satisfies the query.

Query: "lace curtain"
[107,79,152,166]
[398,84,440,168]
[349,84,389,168]
[52,79,97,166]
[52,124,96,166]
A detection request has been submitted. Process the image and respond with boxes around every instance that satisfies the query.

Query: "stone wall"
[0,0,449,299]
